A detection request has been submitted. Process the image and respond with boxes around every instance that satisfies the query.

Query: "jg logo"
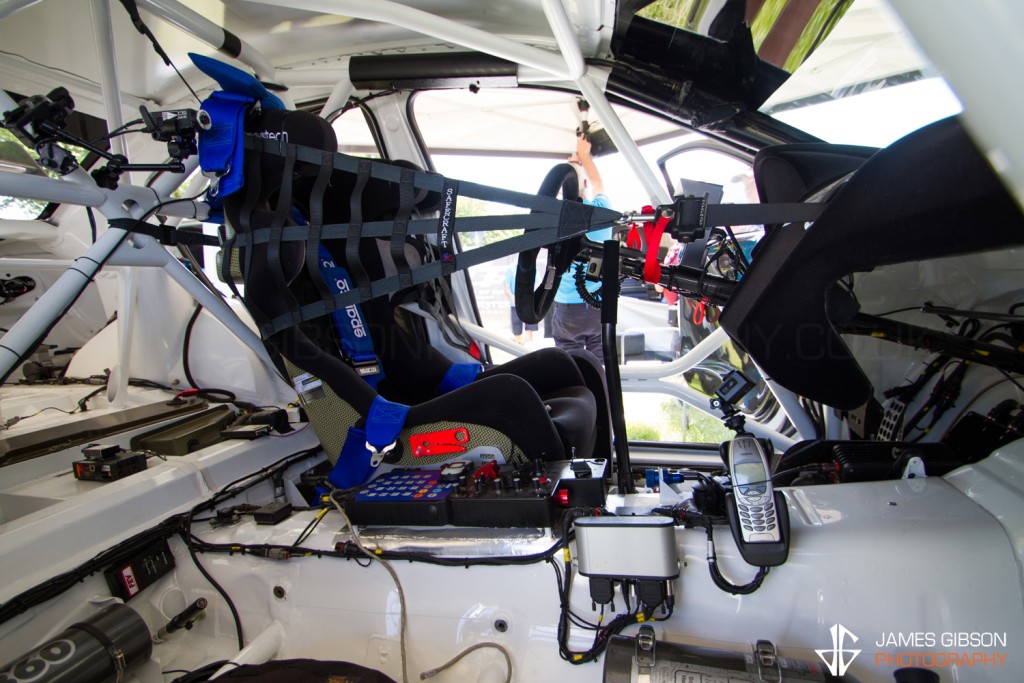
[816,624,862,676]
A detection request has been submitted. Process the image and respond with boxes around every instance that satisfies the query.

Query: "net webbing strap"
[237,137,620,338]
[266,143,302,326]
[346,159,373,299]
[304,150,337,313]
[389,167,417,290]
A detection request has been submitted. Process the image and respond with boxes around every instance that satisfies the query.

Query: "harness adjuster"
[667,193,710,243]
[348,353,382,378]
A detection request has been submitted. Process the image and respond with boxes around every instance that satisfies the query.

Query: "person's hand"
[576,134,593,162]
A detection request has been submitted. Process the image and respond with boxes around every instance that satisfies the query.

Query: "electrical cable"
[420,642,512,682]
[181,447,323,650]
[0,512,186,625]
[292,508,328,547]
[86,207,98,243]
[323,90,398,121]
[0,447,319,628]
[87,118,144,147]
[330,490,409,683]
[1,382,108,430]
[183,303,203,389]
[115,0,200,104]
[168,660,236,683]
[871,305,922,318]
[705,523,770,594]
[998,371,1024,395]
[721,225,749,274]
[183,504,245,650]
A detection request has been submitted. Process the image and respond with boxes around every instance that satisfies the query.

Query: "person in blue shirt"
[552,135,613,363]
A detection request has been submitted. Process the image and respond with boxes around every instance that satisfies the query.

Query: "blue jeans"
[552,302,604,363]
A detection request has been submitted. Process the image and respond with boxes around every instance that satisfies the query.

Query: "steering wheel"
[514,163,583,324]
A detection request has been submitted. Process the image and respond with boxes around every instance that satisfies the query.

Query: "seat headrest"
[247,108,337,153]
[721,116,1024,409]
[753,143,877,204]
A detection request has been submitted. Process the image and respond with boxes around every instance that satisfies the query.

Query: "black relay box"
[345,459,606,527]
[73,444,147,482]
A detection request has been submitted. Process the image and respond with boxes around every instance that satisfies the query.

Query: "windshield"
[759,0,961,146]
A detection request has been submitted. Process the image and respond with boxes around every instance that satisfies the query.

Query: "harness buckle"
[367,440,397,467]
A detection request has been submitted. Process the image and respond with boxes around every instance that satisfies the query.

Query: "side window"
[332,106,381,158]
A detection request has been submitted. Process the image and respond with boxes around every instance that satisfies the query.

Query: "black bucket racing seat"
[721,117,1024,409]
[222,108,603,480]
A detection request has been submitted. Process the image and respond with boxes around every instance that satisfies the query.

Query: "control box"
[73,444,148,482]
[575,516,679,580]
[104,539,175,601]
[344,459,607,527]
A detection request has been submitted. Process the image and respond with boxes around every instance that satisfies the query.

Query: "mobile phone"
[725,435,789,566]
[728,436,781,543]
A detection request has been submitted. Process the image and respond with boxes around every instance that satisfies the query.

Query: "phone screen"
[734,461,766,487]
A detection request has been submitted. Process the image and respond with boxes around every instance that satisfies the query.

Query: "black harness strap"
[346,159,373,299]
[218,224,244,302]
[260,220,571,337]
[305,150,337,312]
[234,213,555,245]
[265,143,301,325]
[671,194,825,237]
[428,274,475,352]
[244,137,570,214]
[107,218,219,247]
[237,140,267,324]
[389,167,418,290]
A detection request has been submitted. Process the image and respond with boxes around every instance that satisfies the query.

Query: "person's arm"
[503,268,515,302]
[577,134,605,197]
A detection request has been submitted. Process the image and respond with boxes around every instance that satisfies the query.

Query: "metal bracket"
[754,639,782,682]
[636,624,657,683]
[902,455,926,479]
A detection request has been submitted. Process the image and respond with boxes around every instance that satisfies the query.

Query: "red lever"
[474,461,500,480]
[410,428,470,457]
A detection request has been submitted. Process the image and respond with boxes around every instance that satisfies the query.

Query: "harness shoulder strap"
[317,243,385,390]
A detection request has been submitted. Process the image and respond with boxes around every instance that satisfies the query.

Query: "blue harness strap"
[190,53,285,199]
[322,395,410,491]
[364,395,410,458]
[190,53,285,110]
[196,91,253,199]
[317,244,384,389]
[439,362,482,394]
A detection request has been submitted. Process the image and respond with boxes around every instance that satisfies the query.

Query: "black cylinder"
[0,603,152,683]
